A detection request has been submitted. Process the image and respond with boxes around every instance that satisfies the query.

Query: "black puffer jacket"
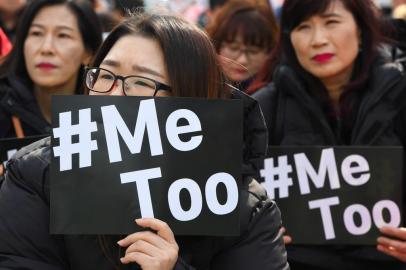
[253,56,406,269]
[0,76,51,138]
[0,90,289,270]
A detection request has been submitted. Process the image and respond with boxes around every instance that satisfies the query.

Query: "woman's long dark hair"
[250,0,384,103]
[91,13,226,99]
[0,0,102,93]
[93,13,227,269]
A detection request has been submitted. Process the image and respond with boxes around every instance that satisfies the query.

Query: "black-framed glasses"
[220,42,267,61]
[85,67,171,96]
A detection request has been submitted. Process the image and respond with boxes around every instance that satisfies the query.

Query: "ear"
[81,49,93,66]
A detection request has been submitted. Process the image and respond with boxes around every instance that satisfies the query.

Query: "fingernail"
[135,218,142,223]
[117,240,123,246]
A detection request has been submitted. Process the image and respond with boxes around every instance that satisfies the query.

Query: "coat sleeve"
[230,88,268,180]
[0,139,69,270]
[252,83,279,145]
[209,178,289,270]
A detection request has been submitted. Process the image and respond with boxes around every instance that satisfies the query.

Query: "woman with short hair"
[206,0,278,93]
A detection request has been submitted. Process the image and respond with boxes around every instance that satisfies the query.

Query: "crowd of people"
[1,0,406,269]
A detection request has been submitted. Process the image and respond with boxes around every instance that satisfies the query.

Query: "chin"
[229,74,250,83]
[34,81,64,90]
[309,69,341,80]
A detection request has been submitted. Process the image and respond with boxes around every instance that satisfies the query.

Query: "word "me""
[53,99,202,171]
[261,148,370,199]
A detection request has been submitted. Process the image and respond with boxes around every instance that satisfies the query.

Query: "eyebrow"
[132,64,164,79]
[101,59,164,79]
[320,13,342,19]
[30,23,74,31]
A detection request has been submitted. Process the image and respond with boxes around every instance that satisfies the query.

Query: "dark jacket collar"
[274,53,406,144]
[0,75,50,136]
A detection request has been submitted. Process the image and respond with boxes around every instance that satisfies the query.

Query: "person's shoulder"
[6,137,51,182]
[10,136,51,163]
[252,82,277,101]
[229,84,268,112]
[375,46,405,75]
[229,85,260,114]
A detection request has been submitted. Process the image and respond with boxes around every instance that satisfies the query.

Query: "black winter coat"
[0,90,289,270]
[253,57,406,269]
[0,76,51,138]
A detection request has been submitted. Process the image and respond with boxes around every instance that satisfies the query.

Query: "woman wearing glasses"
[85,67,172,97]
[0,13,289,270]
[206,0,278,93]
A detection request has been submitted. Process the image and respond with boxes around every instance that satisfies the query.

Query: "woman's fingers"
[380,226,406,240]
[118,218,179,270]
[279,226,292,245]
[377,236,406,253]
[377,227,406,263]
[120,250,153,265]
[118,231,167,249]
[135,218,177,244]
[283,235,292,245]
[124,239,160,256]
[377,244,406,263]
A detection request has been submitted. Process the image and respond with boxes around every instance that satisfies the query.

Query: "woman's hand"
[377,226,406,262]
[118,218,179,270]
[280,227,292,245]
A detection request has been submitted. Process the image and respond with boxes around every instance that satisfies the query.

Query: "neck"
[321,69,353,114]
[34,79,78,123]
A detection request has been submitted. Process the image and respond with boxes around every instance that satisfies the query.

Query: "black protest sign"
[0,135,47,175]
[50,95,242,236]
[260,147,403,245]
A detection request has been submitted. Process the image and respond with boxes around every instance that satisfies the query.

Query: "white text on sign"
[52,99,239,222]
[260,148,401,240]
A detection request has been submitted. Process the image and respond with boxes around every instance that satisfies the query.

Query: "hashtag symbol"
[53,109,98,171]
[260,155,293,199]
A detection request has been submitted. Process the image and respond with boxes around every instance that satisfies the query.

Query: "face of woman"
[219,34,270,83]
[0,0,26,14]
[90,35,171,97]
[24,5,89,91]
[290,0,360,85]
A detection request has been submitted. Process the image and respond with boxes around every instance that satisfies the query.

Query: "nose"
[235,50,249,65]
[109,80,125,96]
[40,34,55,55]
[311,25,328,47]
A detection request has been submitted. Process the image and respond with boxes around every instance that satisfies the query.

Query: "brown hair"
[206,0,278,53]
[90,13,226,99]
[92,13,229,268]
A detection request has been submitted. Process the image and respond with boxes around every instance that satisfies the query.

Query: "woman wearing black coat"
[253,0,406,269]
[0,13,289,270]
[0,0,102,139]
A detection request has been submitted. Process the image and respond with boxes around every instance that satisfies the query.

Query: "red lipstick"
[37,62,57,70]
[313,53,334,63]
